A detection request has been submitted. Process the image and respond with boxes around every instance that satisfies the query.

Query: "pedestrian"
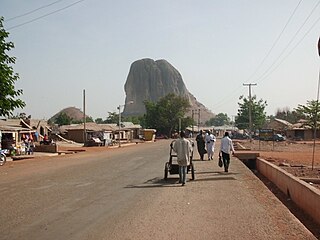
[173,130,193,186]
[205,130,216,160]
[195,130,206,160]
[219,132,235,172]
[34,131,39,142]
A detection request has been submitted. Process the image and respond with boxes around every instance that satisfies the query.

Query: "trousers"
[179,166,187,184]
[221,151,230,172]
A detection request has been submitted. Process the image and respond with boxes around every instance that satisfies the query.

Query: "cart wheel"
[191,163,195,180]
[0,154,6,166]
[164,162,169,180]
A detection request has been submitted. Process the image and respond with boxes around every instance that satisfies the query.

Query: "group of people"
[196,130,235,172]
[195,130,216,161]
[20,134,35,155]
[172,129,235,186]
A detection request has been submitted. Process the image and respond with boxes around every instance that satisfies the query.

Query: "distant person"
[41,134,51,145]
[196,130,206,160]
[26,138,34,155]
[220,132,235,172]
[205,130,216,160]
[172,131,192,186]
[34,131,39,142]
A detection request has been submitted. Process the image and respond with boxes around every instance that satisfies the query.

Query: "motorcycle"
[0,149,7,166]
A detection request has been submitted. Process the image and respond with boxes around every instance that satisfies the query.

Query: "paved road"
[0,139,316,239]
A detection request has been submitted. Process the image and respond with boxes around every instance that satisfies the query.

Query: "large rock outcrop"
[123,58,214,125]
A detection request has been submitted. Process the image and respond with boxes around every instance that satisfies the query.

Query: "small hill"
[49,107,90,123]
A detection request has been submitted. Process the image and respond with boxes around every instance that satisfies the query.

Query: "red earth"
[237,139,320,190]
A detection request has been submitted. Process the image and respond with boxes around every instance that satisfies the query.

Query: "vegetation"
[54,112,93,126]
[0,17,25,117]
[95,112,142,125]
[143,93,192,136]
[295,100,320,130]
[274,107,303,123]
[205,113,230,126]
[235,95,267,131]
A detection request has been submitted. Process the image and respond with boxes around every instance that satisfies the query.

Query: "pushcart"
[164,140,195,180]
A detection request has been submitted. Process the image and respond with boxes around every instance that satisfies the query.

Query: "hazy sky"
[1,0,320,120]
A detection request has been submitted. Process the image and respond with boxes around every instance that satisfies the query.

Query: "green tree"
[205,113,230,126]
[95,118,104,124]
[105,112,119,124]
[72,116,93,124]
[295,100,320,130]
[275,107,303,123]
[143,93,191,137]
[235,95,267,131]
[0,17,25,117]
[122,115,141,125]
[55,112,72,126]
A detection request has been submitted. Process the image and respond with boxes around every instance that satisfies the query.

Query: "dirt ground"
[237,139,320,190]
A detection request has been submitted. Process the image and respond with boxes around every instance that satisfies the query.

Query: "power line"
[256,13,320,84]
[210,1,305,113]
[5,0,66,22]
[7,0,86,30]
[254,0,320,84]
[211,1,320,114]
[245,0,303,83]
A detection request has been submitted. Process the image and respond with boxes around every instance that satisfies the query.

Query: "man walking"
[205,130,216,160]
[173,131,192,186]
[220,132,235,172]
[196,130,206,160]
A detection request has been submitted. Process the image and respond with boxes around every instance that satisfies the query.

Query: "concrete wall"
[35,144,58,153]
[256,158,320,226]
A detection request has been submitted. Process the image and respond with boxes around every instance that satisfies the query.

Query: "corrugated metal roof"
[274,118,293,127]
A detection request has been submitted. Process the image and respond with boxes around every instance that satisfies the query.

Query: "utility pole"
[192,109,200,134]
[83,89,87,145]
[192,110,194,136]
[243,83,257,139]
[312,37,320,170]
[198,109,201,131]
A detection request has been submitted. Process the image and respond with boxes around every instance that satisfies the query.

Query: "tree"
[72,116,94,124]
[0,17,25,117]
[105,112,119,124]
[55,113,72,126]
[143,93,191,137]
[95,118,104,124]
[205,113,230,126]
[275,107,303,123]
[235,95,267,131]
[295,100,320,130]
[123,115,141,125]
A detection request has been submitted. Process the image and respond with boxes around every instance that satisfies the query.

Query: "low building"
[0,119,35,152]
[61,122,142,145]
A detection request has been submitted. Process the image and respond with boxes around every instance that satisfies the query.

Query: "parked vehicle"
[230,132,249,140]
[259,134,286,141]
[0,149,7,166]
[274,134,286,141]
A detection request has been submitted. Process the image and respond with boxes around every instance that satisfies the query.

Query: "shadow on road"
[125,173,237,189]
[125,177,181,188]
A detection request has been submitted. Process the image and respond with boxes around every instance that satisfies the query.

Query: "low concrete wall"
[256,158,320,226]
[34,144,58,153]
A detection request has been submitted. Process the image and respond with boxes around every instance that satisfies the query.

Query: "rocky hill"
[49,107,90,123]
[122,58,214,125]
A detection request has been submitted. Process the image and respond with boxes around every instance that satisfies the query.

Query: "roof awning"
[0,126,35,133]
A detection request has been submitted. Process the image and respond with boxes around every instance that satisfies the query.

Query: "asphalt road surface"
[0,139,316,240]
